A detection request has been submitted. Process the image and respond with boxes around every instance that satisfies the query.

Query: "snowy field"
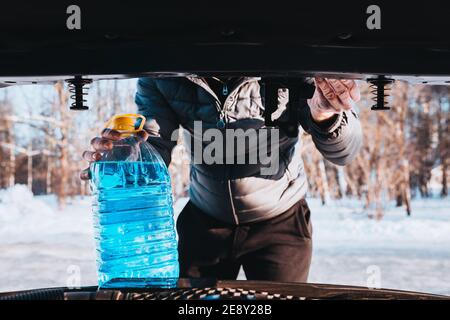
[0,185,449,295]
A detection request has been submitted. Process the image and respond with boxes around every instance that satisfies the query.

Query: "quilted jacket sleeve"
[135,77,180,166]
[300,102,363,166]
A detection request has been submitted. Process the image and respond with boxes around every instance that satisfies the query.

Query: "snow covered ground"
[0,185,449,295]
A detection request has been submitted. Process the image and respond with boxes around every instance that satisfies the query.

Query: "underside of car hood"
[1,0,450,85]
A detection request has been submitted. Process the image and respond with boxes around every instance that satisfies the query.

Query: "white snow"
[307,198,450,295]
[0,185,449,295]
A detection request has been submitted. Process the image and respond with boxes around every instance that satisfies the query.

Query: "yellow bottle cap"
[104,114,146,137]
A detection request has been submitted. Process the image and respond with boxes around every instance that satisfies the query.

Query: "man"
[81,76,362,282]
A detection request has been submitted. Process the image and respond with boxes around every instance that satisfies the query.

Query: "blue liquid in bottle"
[89,114,179,289]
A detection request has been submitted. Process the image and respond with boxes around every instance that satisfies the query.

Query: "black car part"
[1,280,449,300]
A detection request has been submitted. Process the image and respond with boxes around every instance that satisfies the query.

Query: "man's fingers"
[315,78,336,100]
[326,79,352,109]
[314,78,343,111]
[91,137,113,151]
[80,129,123,181]
[136,130,149,143]
[313,87,334,112]
[341,79,361,102]
[82,150,102,162]
[80,168,91,181]
[101,129,122,141]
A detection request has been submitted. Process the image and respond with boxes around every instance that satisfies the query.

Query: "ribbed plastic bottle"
[90,114,179,288]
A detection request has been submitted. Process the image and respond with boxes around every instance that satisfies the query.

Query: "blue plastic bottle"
[90,114,179,288]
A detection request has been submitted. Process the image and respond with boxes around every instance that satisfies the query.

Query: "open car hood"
[1,0,450,85]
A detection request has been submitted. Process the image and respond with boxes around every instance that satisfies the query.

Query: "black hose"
[0,288,65,300]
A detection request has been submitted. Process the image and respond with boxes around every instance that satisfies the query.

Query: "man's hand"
[307,77,360,123]
[79,129,149,180]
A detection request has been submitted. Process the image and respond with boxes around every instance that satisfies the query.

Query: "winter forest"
[1,79,450,294]
[0,80,450,218]
[0,79,448,218]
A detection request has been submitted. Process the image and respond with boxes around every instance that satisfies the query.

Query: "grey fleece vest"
[135,77,362,225]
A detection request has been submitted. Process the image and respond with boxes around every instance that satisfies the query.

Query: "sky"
[1,79,137,146]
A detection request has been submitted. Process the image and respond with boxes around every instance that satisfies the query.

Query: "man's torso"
[148,77,309,224]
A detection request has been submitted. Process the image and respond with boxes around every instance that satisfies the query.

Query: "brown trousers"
[176,198,313,282]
